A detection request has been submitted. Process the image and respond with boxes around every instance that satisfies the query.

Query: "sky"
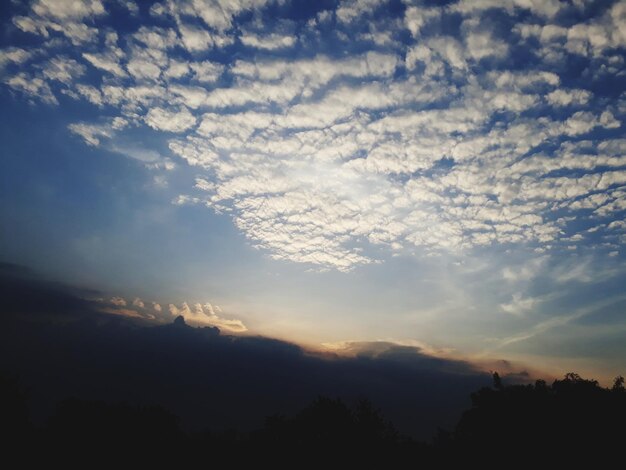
[0,0,625,382]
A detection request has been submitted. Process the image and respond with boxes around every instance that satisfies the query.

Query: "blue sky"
[1,0,626,381]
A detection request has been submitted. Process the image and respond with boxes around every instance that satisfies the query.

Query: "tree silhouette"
[452,371,626,464]
[2,371,625,466]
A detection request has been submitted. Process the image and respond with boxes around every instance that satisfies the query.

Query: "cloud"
[502,256,548,282]
[73,84,104,106]
[13,0,105,45]
[336,0,386,24]
[500,293,540,315]
[189,61,224,83]
[31,0,106,20]
[489,294,626,352]
[5,73,58,105]
[0,262,241,328]
[404,6,439,38]
[464,30,509,61]
[546,89,592,107]
[452,0,563,18]
[42,57,86,84]
[155,0,275,33]
[68,122,114,146]
[100,306,144,318]
[82,52,126,77]
[145,107,197,133]
[127,57,161,81]
[178,24,223,52]
[168,302,247,333]
[1,0,625,273]
[240,32,296,50]
[110,296,127,307]
[0,48,34,70]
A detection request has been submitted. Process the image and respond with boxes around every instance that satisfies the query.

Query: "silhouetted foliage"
[2,370,625,466]
[492,371,503,390]
[450,371,626,464]
[0,372,30,442]
[45,399,184,465]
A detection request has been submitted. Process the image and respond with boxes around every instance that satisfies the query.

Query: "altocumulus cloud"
[1,0,625,271]
[98,294,246,332]
[168,301,247,332]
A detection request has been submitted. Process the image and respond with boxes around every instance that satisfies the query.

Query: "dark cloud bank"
[0,262,499,439]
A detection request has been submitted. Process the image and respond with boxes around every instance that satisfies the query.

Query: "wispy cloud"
[486,294,626,353]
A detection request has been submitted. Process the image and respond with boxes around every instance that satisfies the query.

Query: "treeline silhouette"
[2,371,625,466]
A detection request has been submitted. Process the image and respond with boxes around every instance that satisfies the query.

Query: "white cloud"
[13,16,48,37]
[216,51,399,108]
[133,26,177,50]
[0,48,33,70]
[546,89,592,107]
[516,23,568,43]
[145,107,197,133]
[453,0,563,19]
[562,111,620,136]
[404,6,439,37]
[240,32,296,50]
[428,36,467,70]
[178,24,215,52]
[500,293,540,315]
[336,0,385,24]
[161,0,274,32]
[2,0,625,273]
[31,0,106,20]
[190,61,224,83]
[110,145,165,165]
[165,60,190,79]
[502,257,548,282]
[110,296,127,306]
[58,22,100,45]
[42,57,86,84]
[168,302,247,332]
[118,0,139,15]
[75,84,104,106]
[14,1,105,45]
[465,30,509,61]
[231,50,398,83]
[168,85,209,108]
[127,57,162,81]
[82,52,126,77]
[492,70,560,89]
[178,24,235,51]
[68,122,113,146]
[5,73,57,105]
